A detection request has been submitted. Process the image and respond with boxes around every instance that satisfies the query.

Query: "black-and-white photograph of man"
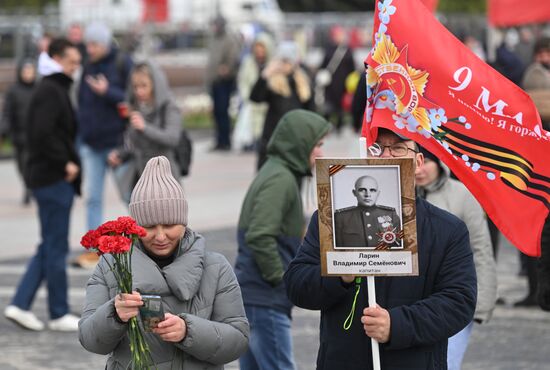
[331,166,403,249]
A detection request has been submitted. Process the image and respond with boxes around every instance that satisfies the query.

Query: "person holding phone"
[107,61,183,204]
[78,156,249,369]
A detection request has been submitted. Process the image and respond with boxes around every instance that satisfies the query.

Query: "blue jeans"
[239,305,296,370]
[447,321,474,370]
[211,79,235,148]
[80,143,126,229]
[11,180,74,319]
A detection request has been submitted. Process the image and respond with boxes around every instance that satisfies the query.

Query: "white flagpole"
[359,136,381,370]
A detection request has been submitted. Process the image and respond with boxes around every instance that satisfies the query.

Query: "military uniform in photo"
[334,205,402,249]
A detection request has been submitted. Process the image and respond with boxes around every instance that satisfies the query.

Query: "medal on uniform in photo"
[376,226,403,249]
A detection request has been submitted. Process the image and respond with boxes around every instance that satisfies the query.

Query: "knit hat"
[129,156,188,227]
[84,22,112,47]
[418,145,439,163]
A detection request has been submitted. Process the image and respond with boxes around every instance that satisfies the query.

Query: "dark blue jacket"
[284,198,477,370]
[77,48,132,149]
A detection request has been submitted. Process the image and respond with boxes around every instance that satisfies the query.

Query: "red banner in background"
[363,0,550,257]
[142,0,168,23]
[488,0,550,27]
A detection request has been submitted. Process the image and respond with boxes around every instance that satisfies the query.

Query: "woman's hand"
[153,313,187,342]
[114,292,143,322]
[261,59,283,79]
[129,111,146,131]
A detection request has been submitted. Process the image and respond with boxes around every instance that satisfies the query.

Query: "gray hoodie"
[417,162,497,323]
[123,61,183,177]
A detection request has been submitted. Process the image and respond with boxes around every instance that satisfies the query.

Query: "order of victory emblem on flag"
[363,0,550,257]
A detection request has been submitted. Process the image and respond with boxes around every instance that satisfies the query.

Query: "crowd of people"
[0,16,548,370]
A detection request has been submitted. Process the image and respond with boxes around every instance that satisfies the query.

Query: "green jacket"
[235,109,331,314]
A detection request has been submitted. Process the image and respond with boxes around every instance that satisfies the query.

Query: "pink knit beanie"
[129,156,188,226]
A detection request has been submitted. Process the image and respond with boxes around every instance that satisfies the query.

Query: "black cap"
[534,37,550,55]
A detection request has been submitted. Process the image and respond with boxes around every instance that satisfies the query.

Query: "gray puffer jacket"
[417,164,497,323]
[79,229,249,369]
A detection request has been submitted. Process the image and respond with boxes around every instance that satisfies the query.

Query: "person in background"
[108,61,183,203]
[514,36,550,307]
[4,38,82,332]
[79,156,249,369]
[250,41,313,170]
[284,128,477,370]
[318,25,356,132]
[537,216,550,311]
[350,71,366,133]
[463,34,486,61]
[66,23,87,108]
[67,23,87,64]
[416,147,497,370]
[205,15,241,151]
[36,32,53,57]
[233,32,273,152]
[522,36,550,130]
[494,29,525,86]
[515,26,536,69]
[75,21,133,269]
[1,59,37,205]
[235,110,330,370]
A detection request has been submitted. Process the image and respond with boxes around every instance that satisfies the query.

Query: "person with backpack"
[108,61,184,202]
[74,21,133,268]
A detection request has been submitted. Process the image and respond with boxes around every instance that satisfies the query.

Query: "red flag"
[363,0,549,257]
[142,0,168,23]
[420,0,438,12]
[488,0,550,27]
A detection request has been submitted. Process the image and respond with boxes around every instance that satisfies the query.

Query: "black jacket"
[25,73,81,194]
[1,66,36,146]
[284,198,477,370]
[250,71,313,169]
[320,43,356,108]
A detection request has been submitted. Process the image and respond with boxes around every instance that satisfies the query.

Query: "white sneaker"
[4,305,45,331]
[48,313,80,331]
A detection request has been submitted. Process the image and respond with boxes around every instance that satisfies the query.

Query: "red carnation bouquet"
[81,216,155,369]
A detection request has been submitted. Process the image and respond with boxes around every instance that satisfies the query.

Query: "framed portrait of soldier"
[316,158,418,277]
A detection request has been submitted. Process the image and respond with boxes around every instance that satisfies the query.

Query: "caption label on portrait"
[326,251,413,274]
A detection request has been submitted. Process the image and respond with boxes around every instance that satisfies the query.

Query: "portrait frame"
[316,158,418,277]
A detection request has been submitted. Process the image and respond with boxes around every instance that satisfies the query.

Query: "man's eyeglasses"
[367,142,418,157]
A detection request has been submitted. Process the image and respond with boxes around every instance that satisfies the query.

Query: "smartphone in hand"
[139,295,164,332]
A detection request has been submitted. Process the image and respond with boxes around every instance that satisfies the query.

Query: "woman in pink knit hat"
[79,156,249,369]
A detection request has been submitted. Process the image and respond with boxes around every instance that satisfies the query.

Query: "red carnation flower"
[97,220,125,235]
[81,229,100,250]
[97,235,132,255]
[116,216,147,237]
[79,215,152,367]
